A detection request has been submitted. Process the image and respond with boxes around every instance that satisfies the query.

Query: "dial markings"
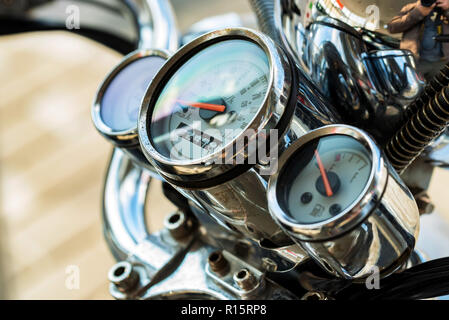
[286,136,372,224]
[151,39,270,160]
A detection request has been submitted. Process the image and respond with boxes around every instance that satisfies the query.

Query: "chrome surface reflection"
[124,0,179,51]
[276,1,424,144]
[305,17,423,143]
[93,0,439,298]
[268,125,420,279]
[104,149,301,299]
[138,27,342,247]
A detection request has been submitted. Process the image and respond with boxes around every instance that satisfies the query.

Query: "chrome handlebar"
[123,0,179,51]
[103,148,152,262]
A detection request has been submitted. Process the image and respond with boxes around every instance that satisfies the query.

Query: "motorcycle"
[4,0,449,300]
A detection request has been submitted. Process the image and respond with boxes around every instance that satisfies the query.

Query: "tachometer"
[267,125,420,279]
[92,49,169,169]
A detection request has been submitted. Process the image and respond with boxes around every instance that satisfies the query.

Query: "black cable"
[0,16,136,54]
[371,274,449,300]
[338,257,449,300]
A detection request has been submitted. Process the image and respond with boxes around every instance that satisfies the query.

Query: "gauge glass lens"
[150,39,270,160]
[278,135,372,224]
[101,56,166,132]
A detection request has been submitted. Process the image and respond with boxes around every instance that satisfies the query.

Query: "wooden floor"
[1,27,449,300]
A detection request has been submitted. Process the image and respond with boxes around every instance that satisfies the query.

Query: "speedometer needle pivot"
[314,149,334,197]
[176,99,226,112]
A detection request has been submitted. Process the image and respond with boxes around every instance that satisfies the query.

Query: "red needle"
[314,149,333,197]
[176,100,226,112]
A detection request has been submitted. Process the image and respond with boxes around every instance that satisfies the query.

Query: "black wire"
[338,257,449,300]
[0,16,137,54]
[379,275,449,300]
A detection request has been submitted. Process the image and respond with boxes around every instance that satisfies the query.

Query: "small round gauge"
[268,125,420,280]
[267,125,382,239]
[92,49,168,147]
[149,39,270,160]
[281,135,372,224]
[100,56,165,132]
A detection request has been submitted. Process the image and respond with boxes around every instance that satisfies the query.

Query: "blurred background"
[1,0,449,300]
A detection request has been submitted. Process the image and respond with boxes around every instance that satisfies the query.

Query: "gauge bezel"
[138,28,293,186]
[267,125,388,242]
[92,49,170,148]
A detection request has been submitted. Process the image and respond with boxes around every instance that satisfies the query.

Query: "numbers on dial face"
[150,39,270,161]
[286,136,372,224]
[168,61,269,159]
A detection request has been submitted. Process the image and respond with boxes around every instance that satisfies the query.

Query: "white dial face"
[282,135,372,224]
[150,39,270,161]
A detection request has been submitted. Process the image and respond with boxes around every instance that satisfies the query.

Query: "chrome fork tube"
[103,149,150,261]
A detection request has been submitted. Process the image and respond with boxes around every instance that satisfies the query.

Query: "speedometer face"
[279,135,372,224]
[150,39,270,160]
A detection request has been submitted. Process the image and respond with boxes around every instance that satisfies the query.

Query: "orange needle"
[314,149,333,197]
[176,100,226,112]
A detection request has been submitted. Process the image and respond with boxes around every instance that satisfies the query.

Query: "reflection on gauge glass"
[101,56,166,132]
[150,39,270,160]
[278,135,372,224]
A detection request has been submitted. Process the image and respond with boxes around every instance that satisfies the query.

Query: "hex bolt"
[262,257,278,272]
[233,268,258,291]
[208,251,230,276]
[108,261,139,293]
[164,211,192,239]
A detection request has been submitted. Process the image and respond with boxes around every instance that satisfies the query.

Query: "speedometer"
[138,28,293,186]
[92,49,169,169]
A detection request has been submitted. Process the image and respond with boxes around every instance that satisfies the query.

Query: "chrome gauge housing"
[269,125,385,241]
[138,28,293,187]
[268,125,420,279]
[92,49,169,168]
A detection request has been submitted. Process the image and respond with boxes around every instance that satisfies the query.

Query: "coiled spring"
[405,64,449,120]
[386,86,449,174]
